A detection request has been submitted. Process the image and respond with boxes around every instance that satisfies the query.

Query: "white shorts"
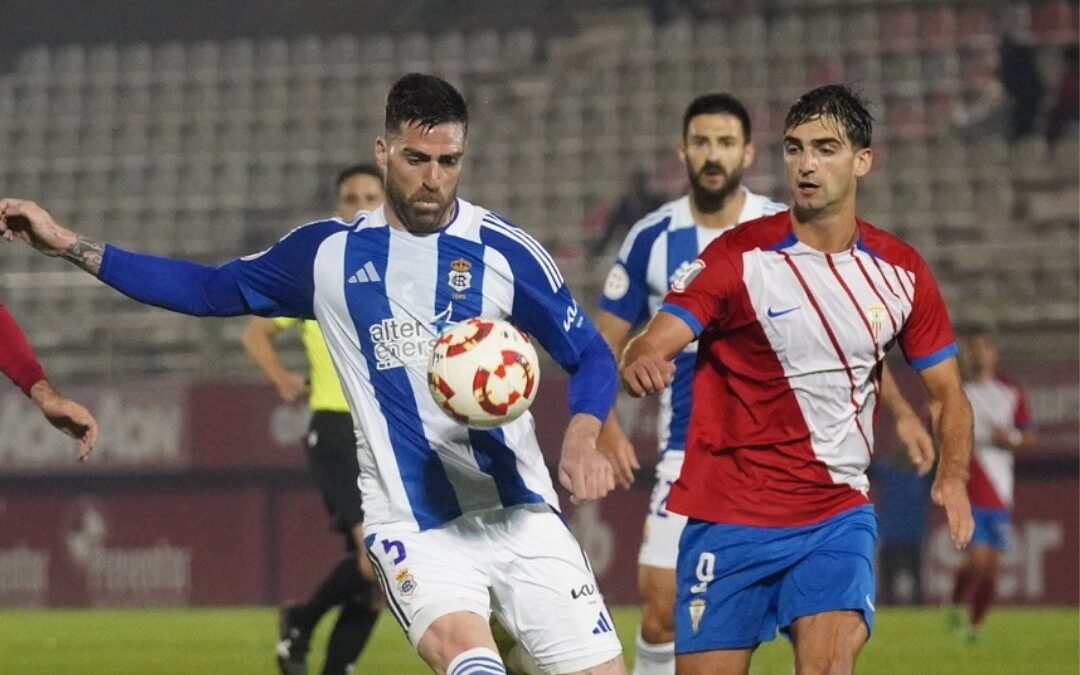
[366,504,622,673]
[637,451,688,570]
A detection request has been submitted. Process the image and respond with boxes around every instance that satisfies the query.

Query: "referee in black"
[242,165,384,675]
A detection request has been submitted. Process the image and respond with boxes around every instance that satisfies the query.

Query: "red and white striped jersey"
[661,211,957,527]
[965,377,1033,508]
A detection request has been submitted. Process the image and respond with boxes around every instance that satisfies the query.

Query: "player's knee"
[446,647,506,675]
[798,651,857,675]
[639,606,675,644]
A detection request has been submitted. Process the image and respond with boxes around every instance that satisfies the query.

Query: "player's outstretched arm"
[0,198,105,273]
[241,318,309,403]
[619,311,693,397]
[880,363,935,475]
[0,198,306,318]
[30,379,98,461]
[920,356,975,550]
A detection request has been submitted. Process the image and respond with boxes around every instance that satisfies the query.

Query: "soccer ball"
[427,318,540,429]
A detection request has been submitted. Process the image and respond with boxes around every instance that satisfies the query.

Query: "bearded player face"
[680,113,754,214]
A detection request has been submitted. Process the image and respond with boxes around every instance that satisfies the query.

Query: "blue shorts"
[970,507,1011,550]
[674,505,877,653]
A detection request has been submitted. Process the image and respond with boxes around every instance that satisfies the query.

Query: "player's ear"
[742,141,756,169]
[677,140,687,165]
[374,136,388,171]
[853,147,873,178]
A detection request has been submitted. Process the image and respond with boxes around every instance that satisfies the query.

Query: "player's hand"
[0,198,78,256]
[620,350,675,398]
[559,414,615,504]
[597,420,639,489]
[931,475,973,550]
[30,380,98,461]
[274,371,310,403]
[992,426,1021,450]
[895,413,935,476]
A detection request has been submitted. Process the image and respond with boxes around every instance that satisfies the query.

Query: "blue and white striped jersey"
[227,199,605,532]
[598,189,787,455]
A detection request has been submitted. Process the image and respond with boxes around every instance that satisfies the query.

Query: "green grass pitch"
[1,606,1076,674]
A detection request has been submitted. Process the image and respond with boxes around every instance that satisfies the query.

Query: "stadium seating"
[0,1,1076,380]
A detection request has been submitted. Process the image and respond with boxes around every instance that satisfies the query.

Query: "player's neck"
[972,368,995,383]
[790,202,858,253]
[691,187,746,229]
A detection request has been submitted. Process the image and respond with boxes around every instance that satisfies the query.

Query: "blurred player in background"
[595,92,935,675]
[0,73,625,675]
[241,164,383,675]
[948,329,1035,640]
[619,84,974,675]
[0,303,97,458]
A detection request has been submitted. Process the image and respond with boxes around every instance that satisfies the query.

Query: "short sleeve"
[1014,387,1034,430]
[658,242,741,337]
[597,224,658,326]
[899,254,958,370]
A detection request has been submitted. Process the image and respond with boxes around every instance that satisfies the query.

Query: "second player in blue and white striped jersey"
[593,94,782,675]
[599,189,785,454]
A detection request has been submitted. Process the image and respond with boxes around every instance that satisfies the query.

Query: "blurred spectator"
[998,22,1046,141]
[1045,44,1079,144]
[589,168,664,258]
[873,452,933,605]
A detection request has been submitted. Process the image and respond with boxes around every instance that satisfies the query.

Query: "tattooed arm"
[62,236,106,275]
[0,197,320,319]
[0,198,105,273]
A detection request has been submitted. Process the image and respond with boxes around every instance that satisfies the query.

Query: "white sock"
[447,647,507,675]
[633,630,675,675]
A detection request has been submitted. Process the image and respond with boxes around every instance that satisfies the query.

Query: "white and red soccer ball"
[427,318,540,428]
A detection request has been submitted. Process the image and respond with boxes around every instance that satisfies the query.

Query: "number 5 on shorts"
[690,551,715,594]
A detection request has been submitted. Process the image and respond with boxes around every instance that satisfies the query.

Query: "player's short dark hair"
[784,84,873,149]
[682,93,752,142]
[385,73,468,136]
[335,163,381,190]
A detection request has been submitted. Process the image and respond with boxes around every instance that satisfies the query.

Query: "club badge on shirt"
[448,258,472,296]
[671,259,705,293]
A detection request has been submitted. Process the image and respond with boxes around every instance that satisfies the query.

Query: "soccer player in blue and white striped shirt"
[1,74,626,675]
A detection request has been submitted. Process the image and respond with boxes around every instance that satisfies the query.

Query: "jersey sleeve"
[597,225,654,326]
[657,241,741,337]
[481,218,616,420]
[98,220,341,319]
[1014,386,1034,430]
[0,304,47,395]
[898,254,958,370]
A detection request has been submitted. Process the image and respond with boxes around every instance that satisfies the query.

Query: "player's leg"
[312,415,380,673]
[789,611,868,675]
[634,452,686,675]
[417,611,505,674]
[320,525,380,675]
[279,414,373,675]
[366,516,505,674]
[962,508,1009,637]
[947,551,975,629]
[967,545,1001,633]
[636,565,677,674]
[675,650,753,675]
[778,506,877,675]
[487,506,624,675]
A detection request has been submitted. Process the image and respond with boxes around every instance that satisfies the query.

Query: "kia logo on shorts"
[570,584,595,599]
